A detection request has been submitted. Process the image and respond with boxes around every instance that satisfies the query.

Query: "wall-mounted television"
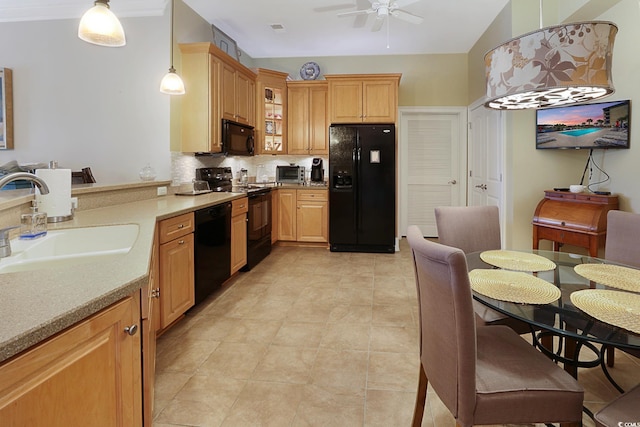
[536,99,630,149]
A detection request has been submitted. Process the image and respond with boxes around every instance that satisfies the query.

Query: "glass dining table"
[466,249,640,389]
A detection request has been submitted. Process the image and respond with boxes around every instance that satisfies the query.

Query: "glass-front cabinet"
[255,69,289,154]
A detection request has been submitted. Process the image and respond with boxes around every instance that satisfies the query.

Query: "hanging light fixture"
[484,20,618,110]
[159,0,185,95]
[78,0,126,47]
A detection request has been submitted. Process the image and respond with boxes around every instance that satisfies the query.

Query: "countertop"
[0,191,249,363]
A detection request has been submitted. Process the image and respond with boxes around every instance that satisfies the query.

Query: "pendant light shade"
[160,67,186,95]
[484,21,617,110]
[160,0,185,95]
[78,0,126,47]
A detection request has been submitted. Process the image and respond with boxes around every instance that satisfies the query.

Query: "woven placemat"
[570,289,640,335]
[574,263,640,293]
[469,269,561,304]
[480,250,556,272]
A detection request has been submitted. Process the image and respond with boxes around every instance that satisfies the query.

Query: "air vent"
[270,23,286,33]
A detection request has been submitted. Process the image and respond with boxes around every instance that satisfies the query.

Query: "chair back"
[605,210,640,268]
[435,205,500,254]
[407,225,477,422]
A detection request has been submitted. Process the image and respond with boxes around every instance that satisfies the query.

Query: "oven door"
[243,191,272,270]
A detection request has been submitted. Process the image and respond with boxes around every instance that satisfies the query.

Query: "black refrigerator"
[329,124,396,253]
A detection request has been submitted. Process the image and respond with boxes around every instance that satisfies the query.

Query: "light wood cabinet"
[141,229,160,427]
[276,189,328,243]
[158,212,195,330]
[255,68,289,154]
[326,74,401,124]
[0,294,142,427]
[179,43,256,153]
[231,197,248,274]
[287,81,329,155]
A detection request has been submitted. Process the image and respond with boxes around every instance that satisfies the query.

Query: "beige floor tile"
[371,303,415,327]
[310,348,369,392]
[367,351,419,392]
[155,398,227,427]
[221,381,305,427]
[320,322,371,351]
[369,325,419,354]
[156,338,219,374]
[222,318,282,344]
[153,371,192,402]
[272,321,327,348]
[329,304,373,324]
[287,300,336,323]
[198,341,268,380]
[251,344,317,383]
[364,389,415,427]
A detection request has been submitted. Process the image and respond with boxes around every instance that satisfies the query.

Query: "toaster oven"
[276,165,305,185]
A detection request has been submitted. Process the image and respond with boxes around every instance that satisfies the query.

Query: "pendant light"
[159,0,185,95]
[78,0,126,47]
[484,1,617,110]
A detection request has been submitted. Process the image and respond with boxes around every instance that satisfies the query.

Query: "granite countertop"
[0,191,248,363]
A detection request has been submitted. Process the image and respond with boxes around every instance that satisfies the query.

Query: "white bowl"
[569,185,586,193]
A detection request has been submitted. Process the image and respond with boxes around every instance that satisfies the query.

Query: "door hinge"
[469,170,473,177]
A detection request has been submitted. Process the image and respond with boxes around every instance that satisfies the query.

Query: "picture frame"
[211,24,240,61]
[0,68,13,150]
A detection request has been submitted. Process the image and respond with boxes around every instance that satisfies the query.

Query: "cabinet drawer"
[158,212,194,244]
[232,197,249,216]
[297,189,328,201]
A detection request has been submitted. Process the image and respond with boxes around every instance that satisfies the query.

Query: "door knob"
[448,180,457,185]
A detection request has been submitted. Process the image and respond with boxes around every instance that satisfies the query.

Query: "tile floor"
[153,240,640,427]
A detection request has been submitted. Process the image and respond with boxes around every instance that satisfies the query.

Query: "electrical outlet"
[157,186,167,196]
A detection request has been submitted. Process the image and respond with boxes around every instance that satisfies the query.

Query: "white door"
[399,107,467,237]
[468,102,505,238]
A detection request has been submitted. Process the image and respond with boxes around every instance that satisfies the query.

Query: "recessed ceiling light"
[270,23,286,33]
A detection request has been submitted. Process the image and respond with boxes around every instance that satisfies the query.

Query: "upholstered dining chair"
[603,209,640,367]
[594,383,640,427]
[407,225,584,427]
[434,205,531,334]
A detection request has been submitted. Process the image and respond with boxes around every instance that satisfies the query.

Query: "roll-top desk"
[532,190,619,257]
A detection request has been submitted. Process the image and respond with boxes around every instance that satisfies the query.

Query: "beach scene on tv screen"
[536,101,629,149]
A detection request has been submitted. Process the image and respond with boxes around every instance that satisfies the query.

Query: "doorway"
[398,107,467,237]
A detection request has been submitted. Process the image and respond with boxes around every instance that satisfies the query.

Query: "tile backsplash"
[171,152,328,185]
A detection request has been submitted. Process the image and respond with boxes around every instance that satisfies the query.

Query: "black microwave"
[222,119,255,156]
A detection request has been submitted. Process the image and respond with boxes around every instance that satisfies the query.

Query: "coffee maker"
[311,158,324,183]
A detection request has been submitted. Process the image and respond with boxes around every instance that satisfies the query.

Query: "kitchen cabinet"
[276,189,328,243]
[179,43,256,153]
[141,230,160,427]
[287,81,329,155]
[255,68,289,154]
[325,74,401,124]
[231,197,248,274]
[0,294,142,427]
[271,189,279,244]
[158,212,195,330]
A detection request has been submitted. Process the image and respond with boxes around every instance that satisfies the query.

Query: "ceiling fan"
[337,0,424,32]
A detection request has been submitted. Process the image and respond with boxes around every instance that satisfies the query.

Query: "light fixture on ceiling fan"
[78,0,126,47]
[337,0,424,32]
[484,0,617,110]
[159,0,185,95]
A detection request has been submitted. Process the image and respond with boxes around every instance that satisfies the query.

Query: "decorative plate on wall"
[299,62,320,80]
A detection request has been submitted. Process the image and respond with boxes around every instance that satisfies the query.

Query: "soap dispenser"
[20,201,47,239]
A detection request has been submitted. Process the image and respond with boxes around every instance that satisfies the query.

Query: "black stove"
[196,167,233,192]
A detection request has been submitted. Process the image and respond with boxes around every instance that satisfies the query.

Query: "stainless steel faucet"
[0,172,50,194]
[0,172,51,258]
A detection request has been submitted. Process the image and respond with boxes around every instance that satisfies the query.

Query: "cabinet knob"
[178,224,185,229]
[151,288,160,298]
[178,240,185,244]
[124,324,138,336]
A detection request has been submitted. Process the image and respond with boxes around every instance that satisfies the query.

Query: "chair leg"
[606,346,615,367]
[412,363,428,427]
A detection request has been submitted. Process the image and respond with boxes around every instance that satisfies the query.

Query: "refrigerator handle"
[352,147,358,235]
[357,146,362,234]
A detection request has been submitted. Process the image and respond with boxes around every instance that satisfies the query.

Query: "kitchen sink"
[0,224,139,274]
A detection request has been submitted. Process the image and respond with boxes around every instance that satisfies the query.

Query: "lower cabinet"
[0,294,142,427]
[158,212,195,330]
[276,189,328,243]
[231,197,248,274]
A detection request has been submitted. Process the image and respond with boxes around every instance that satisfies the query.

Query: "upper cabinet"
[325,74,401,124]
[179,43,256,153]
[287,81,328,155]
[255,68,289,155]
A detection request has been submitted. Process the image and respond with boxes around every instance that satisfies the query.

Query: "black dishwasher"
[194,202,231,305]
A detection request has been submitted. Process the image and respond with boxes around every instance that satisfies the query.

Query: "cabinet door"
[308,84,329,154]
[231,213,247,274]
[0,296,142,427]
[221,62,237,122]
[277,189,297,241]
[362,79,397,123]
[271,189,279,244]
[329,80,362,123]
[297,200,328,242]
[159,233,195,329]
[287,86,310,154]
[235,71,253,125]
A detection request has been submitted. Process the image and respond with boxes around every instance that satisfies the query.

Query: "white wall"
[0,14,172,184]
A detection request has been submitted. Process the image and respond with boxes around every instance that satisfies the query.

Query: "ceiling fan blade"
[337,9,374,17]
[371,16,385,32]
[391,9,424,24]
[353,13,369,28]
[313,3,358,13]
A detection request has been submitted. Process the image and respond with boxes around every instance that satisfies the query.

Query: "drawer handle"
[178,224,185,229]
[124,324,138,336]
[178,240,185,244]
[561,221,566,226]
